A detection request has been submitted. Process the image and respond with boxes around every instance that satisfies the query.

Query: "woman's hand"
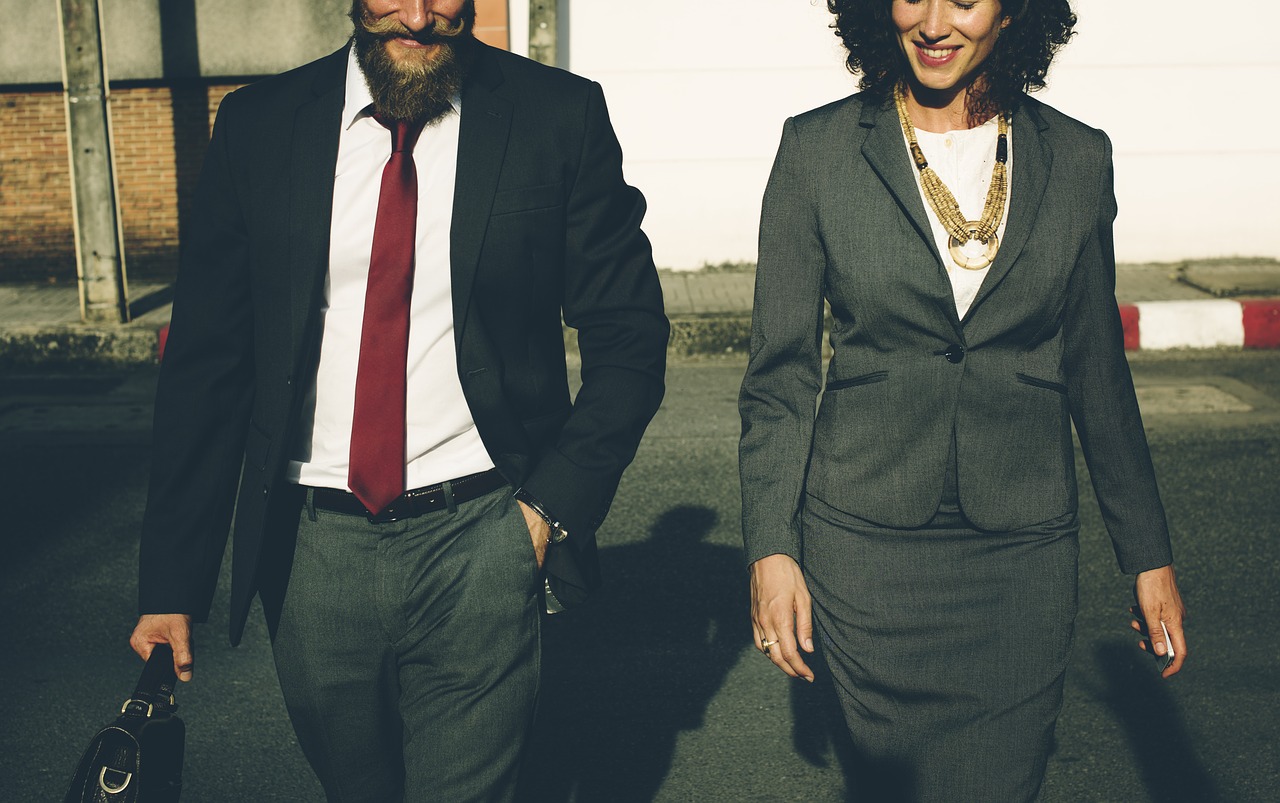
[750,554,815,682]
[1131,564,1188,678]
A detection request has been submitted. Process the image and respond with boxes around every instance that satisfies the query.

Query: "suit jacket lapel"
[288,47,346,359]
[859,99,961,329]
[451,45,513,338]
[860,100,940,267]
[965,99,1053,319]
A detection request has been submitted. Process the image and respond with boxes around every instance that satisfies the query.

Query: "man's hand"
[1131,564,1188,678]
[750,554,815,682]
[130,614,194,682]
[516,499,551,570]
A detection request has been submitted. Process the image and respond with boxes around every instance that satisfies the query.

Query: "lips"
[915,44,959,68]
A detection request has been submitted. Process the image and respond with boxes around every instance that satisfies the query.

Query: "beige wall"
[554,0,1280,268]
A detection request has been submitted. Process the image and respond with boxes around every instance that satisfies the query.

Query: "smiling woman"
[740,1,1189,801]
[831,0,1075,126]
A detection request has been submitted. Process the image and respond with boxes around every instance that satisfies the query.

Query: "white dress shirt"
[289,46,495,491]
[906,115,1013,320]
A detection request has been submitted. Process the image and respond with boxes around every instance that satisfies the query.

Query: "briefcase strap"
[122,643,179,716]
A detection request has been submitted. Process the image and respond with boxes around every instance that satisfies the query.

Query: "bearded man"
[128,1,668,799]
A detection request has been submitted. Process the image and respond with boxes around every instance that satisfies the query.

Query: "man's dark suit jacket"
[139,42,669,644]
[739,93,1173,575]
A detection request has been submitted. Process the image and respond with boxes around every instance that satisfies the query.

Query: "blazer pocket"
[1016,372,1068,395]
[490,181,564,217]
[825,371,889,392]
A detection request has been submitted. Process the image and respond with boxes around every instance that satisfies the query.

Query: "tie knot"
[376,114,426,154]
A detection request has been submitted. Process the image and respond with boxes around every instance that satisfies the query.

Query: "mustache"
[355,11,469,44]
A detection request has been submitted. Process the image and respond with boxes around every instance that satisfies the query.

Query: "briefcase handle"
[122,643,179,717]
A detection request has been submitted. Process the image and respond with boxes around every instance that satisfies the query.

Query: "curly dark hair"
[829,0,1076,121]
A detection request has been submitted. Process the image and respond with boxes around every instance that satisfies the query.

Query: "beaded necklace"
[894,83,1009,271]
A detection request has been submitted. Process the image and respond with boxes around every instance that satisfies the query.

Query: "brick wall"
[1,91,77,282]
[0,10,509,285]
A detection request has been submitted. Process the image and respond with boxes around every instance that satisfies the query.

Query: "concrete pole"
[56,0,129,324]
[528,0,556,66]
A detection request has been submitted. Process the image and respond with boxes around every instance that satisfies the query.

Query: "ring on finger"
[761,638,778,655]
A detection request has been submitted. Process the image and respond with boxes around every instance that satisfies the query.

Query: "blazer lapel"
[859,100,940,268]
[288,47,346,359]
[450,45,513,338]
[858,100,963,330]
[965,99,1053,319]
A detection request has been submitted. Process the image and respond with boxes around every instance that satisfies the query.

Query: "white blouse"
[905,115,1013,320]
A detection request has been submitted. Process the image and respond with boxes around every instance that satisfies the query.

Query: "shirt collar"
[342,42,462,131]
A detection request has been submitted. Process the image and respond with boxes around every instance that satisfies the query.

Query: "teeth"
[922,47,954,59]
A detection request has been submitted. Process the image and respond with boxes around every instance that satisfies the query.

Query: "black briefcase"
[64,644,185,802]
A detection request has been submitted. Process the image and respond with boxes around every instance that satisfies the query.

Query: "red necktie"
[348,116,427,514]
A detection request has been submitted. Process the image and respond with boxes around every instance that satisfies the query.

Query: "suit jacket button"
[944,345,964,364]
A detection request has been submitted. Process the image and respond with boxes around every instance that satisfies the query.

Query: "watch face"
[549,526,569,545]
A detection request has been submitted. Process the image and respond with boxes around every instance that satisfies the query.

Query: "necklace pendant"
[948,223,998,271]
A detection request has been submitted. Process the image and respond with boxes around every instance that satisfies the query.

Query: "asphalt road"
[1,351,1277,802]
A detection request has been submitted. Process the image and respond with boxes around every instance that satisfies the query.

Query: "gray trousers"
[270,486,542,803]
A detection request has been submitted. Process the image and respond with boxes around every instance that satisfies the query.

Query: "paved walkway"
[3,259,1279,366]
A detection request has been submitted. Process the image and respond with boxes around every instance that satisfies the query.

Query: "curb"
[1121,300,1280,351]
[4,299,1278,369]
[0,324,163,369]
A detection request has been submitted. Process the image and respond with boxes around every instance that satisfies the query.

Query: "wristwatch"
[513,488,569,545]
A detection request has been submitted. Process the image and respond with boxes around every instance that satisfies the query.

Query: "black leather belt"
[309,468,508,524]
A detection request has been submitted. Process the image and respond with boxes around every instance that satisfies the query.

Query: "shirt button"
[944,345,965,364]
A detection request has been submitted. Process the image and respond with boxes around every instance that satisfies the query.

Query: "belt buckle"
[366,504,402,524]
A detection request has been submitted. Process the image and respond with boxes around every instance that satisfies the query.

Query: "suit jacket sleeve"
[518,81,669,537]
[1063,132,1174,574]
[738,118,826,566]
[138,89,256,619]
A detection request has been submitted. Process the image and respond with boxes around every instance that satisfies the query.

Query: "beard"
[349,0,476,123]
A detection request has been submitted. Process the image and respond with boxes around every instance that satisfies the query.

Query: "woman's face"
[892,0,1010,95]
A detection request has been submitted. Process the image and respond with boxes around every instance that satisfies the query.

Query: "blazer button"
[944,344,965,364]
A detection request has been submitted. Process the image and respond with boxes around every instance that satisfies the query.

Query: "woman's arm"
[739,117,826,679]
[1062,132,1186,676]
[739,117,826,565]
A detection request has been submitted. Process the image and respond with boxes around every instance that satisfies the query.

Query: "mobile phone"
[1154,621,1175,672]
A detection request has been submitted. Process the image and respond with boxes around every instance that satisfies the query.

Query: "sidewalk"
[3,260,1279,367]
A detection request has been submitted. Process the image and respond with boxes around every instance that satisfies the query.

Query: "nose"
[395,0,430,32]
[920,0,951,42]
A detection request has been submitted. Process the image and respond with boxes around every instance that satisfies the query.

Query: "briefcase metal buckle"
[99,766,133,794]
[119,697,154,718]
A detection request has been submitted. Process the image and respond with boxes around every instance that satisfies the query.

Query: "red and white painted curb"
[1120,299,1280,351]
[157,299,1280,360]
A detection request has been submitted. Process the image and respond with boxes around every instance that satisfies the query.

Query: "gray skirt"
[802,491,1079,803]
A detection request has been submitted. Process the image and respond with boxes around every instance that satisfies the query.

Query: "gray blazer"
[738,92,1173,575]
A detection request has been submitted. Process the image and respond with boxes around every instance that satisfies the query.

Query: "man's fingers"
[130,614,194,682]
[171,637,194,682]
[516,499,550,569]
